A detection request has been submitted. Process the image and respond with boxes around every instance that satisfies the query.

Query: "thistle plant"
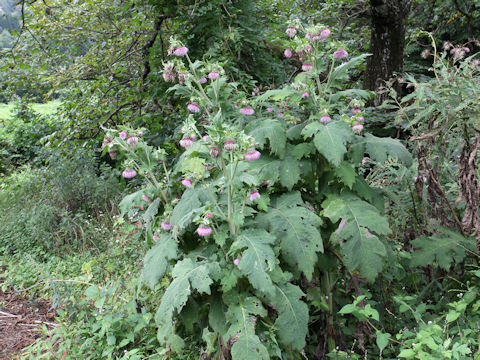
[106,26,412,359]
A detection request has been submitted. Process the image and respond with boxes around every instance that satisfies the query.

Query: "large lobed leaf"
[247,119,286,158]
[230,229,276,296]
[302,121,353,166]
[170,187,209,232]
[140,234,178,289]
[356,133,413,167]
[323,193,391,281]
[257,192,323,280]
[269,283,309,350]
[224,293,269,360]
[410,228,475,270]
[155,258,214,348]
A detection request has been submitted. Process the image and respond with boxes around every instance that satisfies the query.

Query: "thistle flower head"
[240,107,255,115]
[210,146,220,158]
[126,136,138,147]
[187,103,200,113]
[304,44,313,53]
[320,115,331,124]
[122,169,137,179]
[284,49,292,58]
[208,71,219,80]
[286,26,297,38]
[119,130,128,139]
[173,46,189,56]
[163,71,176,82]
[182,178,193,188]
[333,49,348,59]
[197,226,212,237]
[320,28,331,40]
[142,194,152,203]
[267,107,273,112]
[352,123,364,134]
[233,257,240,266]
[245,150,261,161]
[250,191,261,201]
[161,222,172,231]
[302,91,309,98]
[302,63,313,71]
[224,140,237,152]
[179,138,194,148]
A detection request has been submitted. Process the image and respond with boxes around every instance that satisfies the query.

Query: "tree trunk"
[364,0,412,105]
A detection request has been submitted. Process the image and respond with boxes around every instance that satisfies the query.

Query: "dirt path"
[0,285,56,360]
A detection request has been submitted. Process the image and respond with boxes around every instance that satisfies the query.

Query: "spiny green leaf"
[291,143,316,160]
[303,121,353,166]
[357,133,412,167]
[170,188,208,231]
[270,283,308,350]
[410,228,475,270]
[279,156,301,190]
[335,162,357,189]
[155,259,214,347]
[323,193,390,281]
[224,292,268,360]
[119,189,143,216]
[140,234,178,289]
[247,119,286,158]
[257,192,323,280]
[142,198,161,225]
[230,229,276,296]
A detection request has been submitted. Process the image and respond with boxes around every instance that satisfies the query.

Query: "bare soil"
[0,283,56,360]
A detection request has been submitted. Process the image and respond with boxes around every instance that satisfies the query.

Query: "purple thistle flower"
[240,107,255,115]
[351,107,362,115]
[286,26,297,38]
[142,194,152,203]
[358,116,364,122]
[197,226,213,237]
[302,63,313,71]
[187,103,200,113]
[200,76,207,84]
[245,150,261,161]
[206,212,212,218]
[250,191,261,201]
[208,71,219,80]
[267,107,273,112]
[126,136,138,147]
[320,115,331,124]
[277,112,284,118]
[233,257,240,266]
[302,91,310,98]
[173,46,189,56]
[182,178,192,189]
[305,32,312,40]
[352,123,364,134]
[182,178,193,188]
[163,71,176,82]
[122,169,137,179]
[119,130,127,139]
[179,138,194,149]
[333,49,348,59]
[320,28,331,40]
[224,140,237,152]
[210,146,220,158]
[161,222,172,231]
[304,44,313,53]
[153,234,160,240]
[138,131,143,137]
[284,49,292,58]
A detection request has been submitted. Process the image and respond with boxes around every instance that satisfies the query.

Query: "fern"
[323,193,391,281]
[257,192,323,280]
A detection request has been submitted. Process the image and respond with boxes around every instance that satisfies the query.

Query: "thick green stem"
[323,270,336,353]
[220,156,236,235]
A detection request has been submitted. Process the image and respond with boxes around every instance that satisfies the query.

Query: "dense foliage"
[0,1,480,360]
